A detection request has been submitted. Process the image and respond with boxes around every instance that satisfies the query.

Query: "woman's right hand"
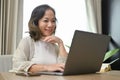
[29,63,65,73]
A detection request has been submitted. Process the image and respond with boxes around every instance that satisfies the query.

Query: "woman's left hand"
[43,35,63,45]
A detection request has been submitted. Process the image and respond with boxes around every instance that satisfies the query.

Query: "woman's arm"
[57,39,68,57]
[28,63,65,73]
[11,37,34,73]
[43,35,68,63]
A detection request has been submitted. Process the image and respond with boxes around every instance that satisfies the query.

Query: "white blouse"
[10,36,66,73]
[32,40,58,64]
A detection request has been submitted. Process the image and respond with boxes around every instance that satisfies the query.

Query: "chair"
[0,55,13,72]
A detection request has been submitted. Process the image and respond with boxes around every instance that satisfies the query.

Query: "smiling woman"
[23,0,88,48]
[11,4,68,73]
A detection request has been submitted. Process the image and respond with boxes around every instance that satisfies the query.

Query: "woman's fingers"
[43,36,60,43]
[47,63,65,72]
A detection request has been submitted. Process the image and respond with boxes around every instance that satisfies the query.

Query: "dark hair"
[28,4,57,41]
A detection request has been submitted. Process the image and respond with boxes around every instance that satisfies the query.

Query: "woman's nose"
[48,22,53,27]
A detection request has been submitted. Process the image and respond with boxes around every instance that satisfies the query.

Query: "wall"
[102,0,120,70]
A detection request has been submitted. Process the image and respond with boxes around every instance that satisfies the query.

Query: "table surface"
[0,70,120,80]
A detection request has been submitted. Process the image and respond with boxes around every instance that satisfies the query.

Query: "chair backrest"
[0,55,13,72]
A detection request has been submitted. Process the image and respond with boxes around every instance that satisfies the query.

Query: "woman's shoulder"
[19,36,34,44]
[21,36,33,41]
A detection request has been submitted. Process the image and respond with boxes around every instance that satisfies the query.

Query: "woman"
[11,4,68,73]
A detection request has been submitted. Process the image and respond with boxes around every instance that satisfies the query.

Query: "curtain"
[0,0,23,55]
[85,0,102,33]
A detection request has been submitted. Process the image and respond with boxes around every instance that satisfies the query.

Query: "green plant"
[103,48,120,62]
[65,45,70,48]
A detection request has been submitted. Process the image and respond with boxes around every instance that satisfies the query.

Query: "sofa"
[0,55,13,72]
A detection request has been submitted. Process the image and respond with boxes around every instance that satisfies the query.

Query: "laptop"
[16,30,110,76]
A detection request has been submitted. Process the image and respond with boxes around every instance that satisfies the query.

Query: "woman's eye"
[43,20,48,22]
[43,19,56,23]
[52,20,56,22]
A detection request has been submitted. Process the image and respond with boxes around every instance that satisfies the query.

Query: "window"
[23,0,89,49]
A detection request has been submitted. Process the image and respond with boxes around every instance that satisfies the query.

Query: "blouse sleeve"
[10,37,34,73]
[55,45,67,63]
[57,55,67,63]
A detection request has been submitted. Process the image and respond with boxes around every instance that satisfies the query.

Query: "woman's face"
[38,9,56,37]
